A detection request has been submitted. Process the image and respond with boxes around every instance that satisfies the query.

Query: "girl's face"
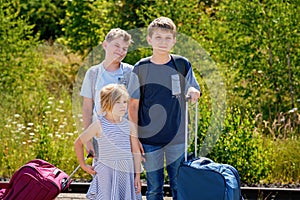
[111,95,128,118]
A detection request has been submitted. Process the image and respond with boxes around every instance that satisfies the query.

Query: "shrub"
[207,105,272,183]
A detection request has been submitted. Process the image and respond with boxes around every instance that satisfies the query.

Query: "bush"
[207,105,272,183]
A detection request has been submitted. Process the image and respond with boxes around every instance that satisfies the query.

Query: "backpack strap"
[171,54,188,77]
[89,66,99,103]
[137,57,151,101]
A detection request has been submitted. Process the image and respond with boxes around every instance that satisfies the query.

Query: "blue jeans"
[142,143,184,200]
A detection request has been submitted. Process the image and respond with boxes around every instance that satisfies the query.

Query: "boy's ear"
[102,40,108,49]
[173,37,176,46]
[146,35,152,45]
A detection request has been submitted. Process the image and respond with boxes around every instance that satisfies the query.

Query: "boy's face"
[111,95,128,118]
[103,37,130,64]
[147,29,176,54]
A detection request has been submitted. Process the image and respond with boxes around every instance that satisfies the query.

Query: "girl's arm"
[74,120,101,175]
[129,122,142,194]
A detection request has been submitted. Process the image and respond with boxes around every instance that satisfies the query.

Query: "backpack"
[178,157,244,200]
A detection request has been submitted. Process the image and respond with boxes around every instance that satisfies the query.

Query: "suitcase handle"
[0,182,10,189]
[184,96,198,162]
[62,151,93,191]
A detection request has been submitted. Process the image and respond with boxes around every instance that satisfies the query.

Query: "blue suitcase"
[177,99,243,200]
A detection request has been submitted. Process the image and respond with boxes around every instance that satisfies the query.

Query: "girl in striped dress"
[74,84,142,200]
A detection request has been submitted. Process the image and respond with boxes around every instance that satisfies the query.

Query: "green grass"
[0,43,91,180]
[266,138,300,184]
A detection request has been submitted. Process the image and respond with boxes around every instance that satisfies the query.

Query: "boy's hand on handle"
[187,87,201,103]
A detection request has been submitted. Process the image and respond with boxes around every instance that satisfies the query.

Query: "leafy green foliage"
[0,0,40,117]
[18,0,66,41]
[201,0,300,125]
[208,106,272,183]
[60,0,108,55]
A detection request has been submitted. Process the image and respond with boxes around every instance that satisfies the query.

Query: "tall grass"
[0,43,91,180]
[266,138,300,184]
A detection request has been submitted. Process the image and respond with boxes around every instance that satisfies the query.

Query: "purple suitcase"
[0,159,71,200]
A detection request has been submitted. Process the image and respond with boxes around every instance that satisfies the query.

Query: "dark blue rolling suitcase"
[177,99,243,200]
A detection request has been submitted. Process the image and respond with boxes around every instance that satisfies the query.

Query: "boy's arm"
[82,97,93,130]
[82,97,95,154]
[128,70,145,156]
[80,68,96,154]
[129,121,142,193]
[185,67,201,102]
[128,98,139,128]
[80,68,95,130]
[128,98,144,156]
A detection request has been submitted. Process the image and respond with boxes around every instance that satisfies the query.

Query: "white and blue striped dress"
[86,117,137,200]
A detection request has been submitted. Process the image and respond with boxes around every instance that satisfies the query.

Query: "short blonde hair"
[147,17,176,37]
[100,84,129,113]
[105,28,132,43]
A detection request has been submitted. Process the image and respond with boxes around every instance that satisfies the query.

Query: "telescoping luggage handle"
[61,151,93,191]
[185,96,198,162]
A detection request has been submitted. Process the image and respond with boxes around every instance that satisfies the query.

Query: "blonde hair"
[147,17,176,37]
[100,84,129,113]
[105,28,132,43]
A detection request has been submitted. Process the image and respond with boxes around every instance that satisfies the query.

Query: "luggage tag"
[171,74,181,98]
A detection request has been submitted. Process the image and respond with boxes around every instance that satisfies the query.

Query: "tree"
[17,0,66,41]
[201,0,300,129]
[0,0,38,94]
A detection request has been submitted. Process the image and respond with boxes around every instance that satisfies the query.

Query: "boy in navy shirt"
[128,17,201,200]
